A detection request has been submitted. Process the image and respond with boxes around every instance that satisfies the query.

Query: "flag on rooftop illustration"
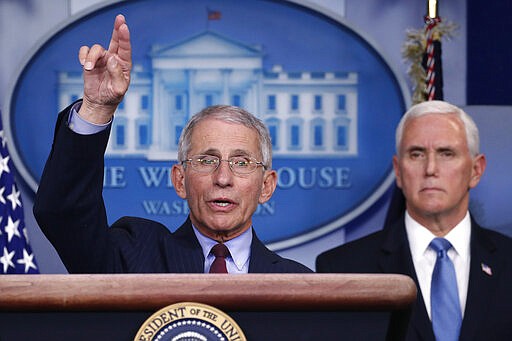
[207,8,221,21]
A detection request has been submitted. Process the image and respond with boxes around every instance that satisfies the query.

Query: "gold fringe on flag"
[402,20,457,104]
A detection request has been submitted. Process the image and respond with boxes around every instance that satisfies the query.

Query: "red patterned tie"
[209,243,230,273]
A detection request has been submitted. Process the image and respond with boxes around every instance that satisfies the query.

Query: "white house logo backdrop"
[7,0,407,250]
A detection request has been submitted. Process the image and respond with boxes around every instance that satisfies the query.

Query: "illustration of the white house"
[58,30,359,159]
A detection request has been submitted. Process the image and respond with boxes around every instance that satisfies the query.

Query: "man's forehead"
[401,114,469,148]
[190,119,259,153]
[406,112,462,127]
[192,121,255,140]
[404,114,464,136]
[193,117,251,131]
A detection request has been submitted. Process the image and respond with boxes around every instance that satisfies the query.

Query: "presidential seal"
[134,302,246,341]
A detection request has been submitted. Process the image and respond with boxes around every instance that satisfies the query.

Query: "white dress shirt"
[405,211,471,319]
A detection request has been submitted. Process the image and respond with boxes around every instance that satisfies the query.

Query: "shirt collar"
[405,211,472,260]
[192,225,252,271]
[444,212,471,260]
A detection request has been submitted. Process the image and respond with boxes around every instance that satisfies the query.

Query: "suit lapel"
[379,219,435,341]
[248,231,280,273]
[459,221,500,339]
[170,222,281,273]
[171,218,205,273]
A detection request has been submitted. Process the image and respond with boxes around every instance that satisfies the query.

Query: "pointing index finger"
[108,14,131,68]
[117,21,132,68]
[108,14,126,54]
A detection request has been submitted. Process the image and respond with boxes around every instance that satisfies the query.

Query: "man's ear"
[171,164,187,199]
[469,154,486,189]
[392,155,403,189]
[259,170,277,204]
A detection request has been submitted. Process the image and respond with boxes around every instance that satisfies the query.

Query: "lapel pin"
[481,262,493,276]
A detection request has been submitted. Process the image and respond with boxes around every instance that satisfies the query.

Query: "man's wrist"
[69,100,111,135]
[78,97,117,124]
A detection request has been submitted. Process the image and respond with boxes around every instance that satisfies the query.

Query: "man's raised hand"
[78,14,132,124]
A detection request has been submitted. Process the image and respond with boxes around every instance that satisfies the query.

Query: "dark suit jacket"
[316,216,512,340]
[33,104,311,274]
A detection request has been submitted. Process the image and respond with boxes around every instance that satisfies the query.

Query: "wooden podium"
[0,274,416,340]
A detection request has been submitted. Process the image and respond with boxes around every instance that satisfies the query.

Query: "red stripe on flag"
[208,10,221,20]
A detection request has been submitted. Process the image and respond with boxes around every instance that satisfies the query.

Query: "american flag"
[0,113,39,274]
[207,8,221,21]
[422,15,444,101]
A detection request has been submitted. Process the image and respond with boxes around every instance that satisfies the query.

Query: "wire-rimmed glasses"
[181,154,266,175]
[181,155,267,175]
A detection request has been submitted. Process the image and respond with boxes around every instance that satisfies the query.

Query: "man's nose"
[212,160,234,186]
[425,154,438,176]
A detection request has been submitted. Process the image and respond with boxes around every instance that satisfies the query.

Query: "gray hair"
[395,100,480,156]
[177,105,273,169]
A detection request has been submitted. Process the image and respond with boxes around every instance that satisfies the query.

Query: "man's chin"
[198,220,249,240]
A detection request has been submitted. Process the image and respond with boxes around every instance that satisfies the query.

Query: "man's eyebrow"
[230,149,251,156]
[436,146,455,152]
[200,148,219,154]
[198,148,252,157]
[405,145,426,152]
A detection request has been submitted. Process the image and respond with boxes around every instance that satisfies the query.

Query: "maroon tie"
[209,243,230,274]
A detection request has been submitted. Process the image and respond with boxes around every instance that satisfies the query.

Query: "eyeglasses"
[181,154,267,175]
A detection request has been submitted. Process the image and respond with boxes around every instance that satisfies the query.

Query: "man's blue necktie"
[430,237,462,341]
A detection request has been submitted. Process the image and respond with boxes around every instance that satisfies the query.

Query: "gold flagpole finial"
[427,0,439,19]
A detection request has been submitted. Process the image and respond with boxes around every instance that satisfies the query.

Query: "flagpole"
[424,0,442,101]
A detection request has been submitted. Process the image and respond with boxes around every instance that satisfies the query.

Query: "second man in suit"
[317,100,512,340]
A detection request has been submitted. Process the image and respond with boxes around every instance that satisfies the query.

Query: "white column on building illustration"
[348,91,358,154]
[256,71,262,115]
[183,69,190,119]
[253,69,263,115]
[300,92,308,153]
[221,69,231,105]
[151,71,162,152]
[163,73,175,150]
[279,105,286,153]
[325,104,334,153]
[188,69,197,115]
[247,85,256,114]
[126,98,134,151]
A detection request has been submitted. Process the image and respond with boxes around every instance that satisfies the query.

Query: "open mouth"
[210,198,236,208]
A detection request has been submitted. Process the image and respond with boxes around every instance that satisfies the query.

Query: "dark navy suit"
[316,216,512,340]
[33,104,311,274]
